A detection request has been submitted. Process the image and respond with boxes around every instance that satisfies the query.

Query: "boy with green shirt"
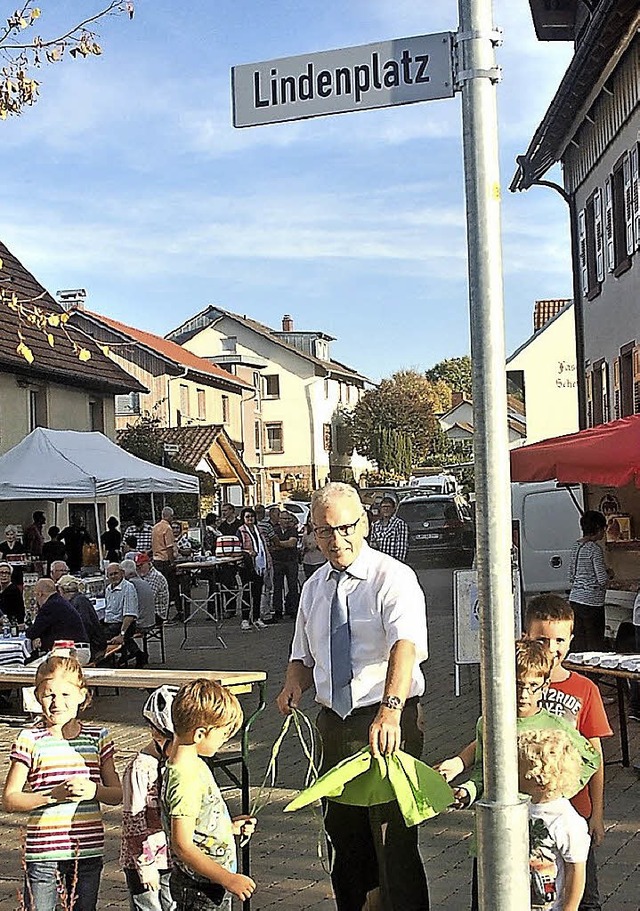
[161,679,257,910]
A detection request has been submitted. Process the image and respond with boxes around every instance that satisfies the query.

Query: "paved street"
[0,566,638,910]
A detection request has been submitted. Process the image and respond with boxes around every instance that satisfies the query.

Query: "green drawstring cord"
[247,706,323,817]
[241,707,331,870]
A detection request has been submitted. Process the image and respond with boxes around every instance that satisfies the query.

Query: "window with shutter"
[601,362,610,424]
[623,150,634,257]
[605,177,615,271]
[633,347,640,415]
[593,188,604,282]
[578,209,588,294]
[631,144,640,252]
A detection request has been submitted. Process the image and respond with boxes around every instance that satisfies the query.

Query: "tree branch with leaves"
[0,1,133,119]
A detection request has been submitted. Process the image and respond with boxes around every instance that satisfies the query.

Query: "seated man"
[121,559,156,667]
[55,574,108,662]
[103,562,145,667]
[25,578,87,654]
[134,553,170,623]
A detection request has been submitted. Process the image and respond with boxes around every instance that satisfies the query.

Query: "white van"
[511,481,583,599]
[409,473,458,495]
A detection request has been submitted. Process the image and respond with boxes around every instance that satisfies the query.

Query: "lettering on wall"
[555,360,576,389]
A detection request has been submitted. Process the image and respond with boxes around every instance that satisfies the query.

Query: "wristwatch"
[380,695,404,711]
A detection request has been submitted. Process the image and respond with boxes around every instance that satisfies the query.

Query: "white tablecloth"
[0,637,31,666]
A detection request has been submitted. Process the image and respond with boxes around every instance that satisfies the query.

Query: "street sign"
[163,443,180,455]
[232,33,454,127]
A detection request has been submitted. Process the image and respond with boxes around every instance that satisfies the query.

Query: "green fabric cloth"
[284,746,454,827]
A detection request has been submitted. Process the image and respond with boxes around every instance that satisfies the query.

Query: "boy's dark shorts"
[169,867,226,910]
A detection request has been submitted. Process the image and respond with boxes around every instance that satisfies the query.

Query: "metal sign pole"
[455,1,530,908]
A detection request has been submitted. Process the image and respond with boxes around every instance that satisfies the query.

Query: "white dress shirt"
[290,541,428,710]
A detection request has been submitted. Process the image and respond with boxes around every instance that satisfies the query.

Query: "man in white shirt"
[277,482,430,911]
[103,562,145,667]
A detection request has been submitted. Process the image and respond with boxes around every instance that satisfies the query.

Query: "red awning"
[510,415,640,489]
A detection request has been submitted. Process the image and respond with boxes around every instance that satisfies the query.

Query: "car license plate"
[415,533,439,540]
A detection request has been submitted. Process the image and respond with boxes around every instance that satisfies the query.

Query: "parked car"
[397,494,475,564]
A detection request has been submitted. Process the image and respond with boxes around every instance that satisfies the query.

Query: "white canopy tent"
[0,429,199,556]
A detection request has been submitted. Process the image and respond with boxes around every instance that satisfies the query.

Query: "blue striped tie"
[330,570,352,719]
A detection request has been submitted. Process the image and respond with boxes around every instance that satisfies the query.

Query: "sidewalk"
[0,580,638,910]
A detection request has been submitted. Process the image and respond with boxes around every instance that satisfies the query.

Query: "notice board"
[454,569,521,665]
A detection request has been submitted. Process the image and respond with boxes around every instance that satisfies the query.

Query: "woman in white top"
[568,510,609,653]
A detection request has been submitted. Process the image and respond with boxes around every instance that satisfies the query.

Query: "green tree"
[425,356,473,397]
[350,370,449,475]
[118,413,202,522]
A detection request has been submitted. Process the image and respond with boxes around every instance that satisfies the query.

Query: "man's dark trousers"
[316,699,430,911]
[272,559,299,618]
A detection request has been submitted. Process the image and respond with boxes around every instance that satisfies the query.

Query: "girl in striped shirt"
[3,655,122,910]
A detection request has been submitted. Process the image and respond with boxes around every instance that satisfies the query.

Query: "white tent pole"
[151,494,157,523]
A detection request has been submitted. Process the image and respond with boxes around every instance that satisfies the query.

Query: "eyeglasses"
[516,680,548,696]
[313,515,364,540]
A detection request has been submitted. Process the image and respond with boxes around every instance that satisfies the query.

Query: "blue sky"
[0,0,574,382]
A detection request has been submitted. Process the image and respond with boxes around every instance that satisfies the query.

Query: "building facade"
[512,0,640,430]
[68,309,254,504]
[168,308,371,503]
[506,299,579,444]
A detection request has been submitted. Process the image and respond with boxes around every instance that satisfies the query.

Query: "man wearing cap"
[135,552,170,624]
[369,496,409,563]
[55,574,107,661]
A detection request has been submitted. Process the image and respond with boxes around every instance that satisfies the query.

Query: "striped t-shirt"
[568,540,608,607]
[10,722,114,861]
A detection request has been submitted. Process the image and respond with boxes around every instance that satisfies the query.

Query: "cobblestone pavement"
[0,567,638,910]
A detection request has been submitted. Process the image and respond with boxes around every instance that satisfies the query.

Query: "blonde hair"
[515,638,553,681]
[171,679,243,738]
[518,729,582,798]
[34,655,90,710]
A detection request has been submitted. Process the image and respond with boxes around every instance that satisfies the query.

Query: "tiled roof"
[118,424,253,487]
[168,305,369,384]
[0,241,145,394]
[80,310,250,390]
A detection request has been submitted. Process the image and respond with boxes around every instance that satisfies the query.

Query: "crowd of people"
[0,489,624,911]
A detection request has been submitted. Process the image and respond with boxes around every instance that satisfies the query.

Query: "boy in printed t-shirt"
[524,595,612,911]
[161,679,257,910]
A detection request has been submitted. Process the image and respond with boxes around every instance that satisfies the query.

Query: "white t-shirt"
[290,541,428,710]
[529,797,590,911]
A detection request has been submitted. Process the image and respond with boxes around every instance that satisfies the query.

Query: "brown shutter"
[586,369,593,428]
[633,347,640,415]
[613,357,621,420]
